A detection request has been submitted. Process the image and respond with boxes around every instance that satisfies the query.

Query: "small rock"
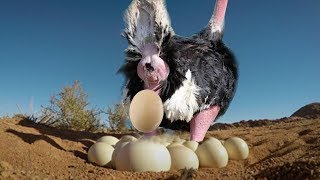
[88,169,94,173]
[1,171,8,178]
[0,161,13,171]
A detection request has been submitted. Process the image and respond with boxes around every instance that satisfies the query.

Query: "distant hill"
[291,102,320,119]
[209,103,320,131]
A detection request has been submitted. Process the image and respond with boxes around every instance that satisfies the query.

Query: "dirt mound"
[291,102,320,119]
[0,117,319,179]
[210,118,288,131]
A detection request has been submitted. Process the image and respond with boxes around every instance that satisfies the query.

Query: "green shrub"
[105,100,130,131]
[38,80,102,131]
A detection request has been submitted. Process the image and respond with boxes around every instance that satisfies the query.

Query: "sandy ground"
[0,116,319,179]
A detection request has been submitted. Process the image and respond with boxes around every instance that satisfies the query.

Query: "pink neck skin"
[138,43,169,95]
[144,83,161,94]
[209,0,228,31]
[190,106,220,142]
[142,44,160,94]
[142,44,160,92]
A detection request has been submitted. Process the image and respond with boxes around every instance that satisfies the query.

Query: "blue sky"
[0,0,319,123]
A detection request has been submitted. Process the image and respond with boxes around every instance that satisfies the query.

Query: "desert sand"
[0,104,319,179]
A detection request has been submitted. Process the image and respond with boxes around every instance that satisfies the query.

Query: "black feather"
[157,34,238,130]
[120,32,238,131]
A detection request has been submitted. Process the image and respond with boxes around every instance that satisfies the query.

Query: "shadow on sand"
[6,118,137,161]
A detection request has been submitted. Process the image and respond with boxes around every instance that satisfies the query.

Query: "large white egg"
[207,137,223,145]
[88,142,114,167]
[114,142,131,171]
[167,145,199,170]
[129,90,163,133]
[119,135,138,143]
[183,141,199,152]
[96,136,119,146]
[128,139,171,172]
[223,137,249,160]
[167,142,184,149]
[112,135,138,168]
[195,139,228,168]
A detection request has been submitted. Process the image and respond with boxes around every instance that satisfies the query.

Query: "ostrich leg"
[190,106,220,142]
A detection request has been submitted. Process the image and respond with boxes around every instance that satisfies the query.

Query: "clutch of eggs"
[87,136,249,171]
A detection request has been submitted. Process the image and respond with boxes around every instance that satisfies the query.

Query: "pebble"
[0,161,13,171]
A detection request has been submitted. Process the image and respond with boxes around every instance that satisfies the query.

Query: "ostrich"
[120,0,238,142]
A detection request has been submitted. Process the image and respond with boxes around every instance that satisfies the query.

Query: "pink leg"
[190,106,220,142]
